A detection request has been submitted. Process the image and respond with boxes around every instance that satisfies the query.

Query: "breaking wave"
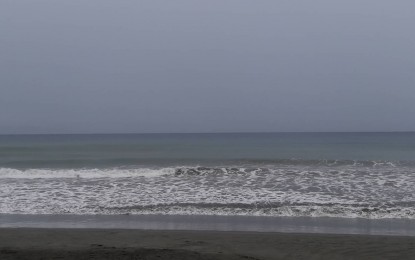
[1,163,415,219]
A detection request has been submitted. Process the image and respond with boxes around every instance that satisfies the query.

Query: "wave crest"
[0,167,175,179]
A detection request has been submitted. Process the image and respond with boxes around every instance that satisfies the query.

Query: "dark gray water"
[1,133,415,168]
[1,133,415,218]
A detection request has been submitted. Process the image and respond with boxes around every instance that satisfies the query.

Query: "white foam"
[1,165,415,219]
[101,205,415,219]
[0,167,175,179]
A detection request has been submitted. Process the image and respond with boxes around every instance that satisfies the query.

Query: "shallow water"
[2,214,415,236]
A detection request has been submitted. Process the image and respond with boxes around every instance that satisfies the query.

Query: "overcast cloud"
[1,0,414,134]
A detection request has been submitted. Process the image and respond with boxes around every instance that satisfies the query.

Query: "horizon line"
[0,131,414,136]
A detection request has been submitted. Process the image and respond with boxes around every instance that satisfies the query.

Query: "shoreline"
[1,228,415,259]
[2,214,415,237]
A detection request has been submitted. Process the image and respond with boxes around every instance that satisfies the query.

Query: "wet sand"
[1,228,415,259]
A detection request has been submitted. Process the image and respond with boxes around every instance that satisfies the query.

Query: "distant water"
[1,133,415,219]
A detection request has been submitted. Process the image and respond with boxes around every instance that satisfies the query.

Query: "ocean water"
[1,133,415,219]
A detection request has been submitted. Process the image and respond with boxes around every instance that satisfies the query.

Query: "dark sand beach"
[1,228,415,260]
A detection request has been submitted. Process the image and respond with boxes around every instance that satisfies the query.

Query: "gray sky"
[1,0,414,134]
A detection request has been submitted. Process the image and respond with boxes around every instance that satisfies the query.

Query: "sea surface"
[1,133,415,219]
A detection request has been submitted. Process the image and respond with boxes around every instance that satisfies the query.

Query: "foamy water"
[1,133,415,219]
[1,164,415,219]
